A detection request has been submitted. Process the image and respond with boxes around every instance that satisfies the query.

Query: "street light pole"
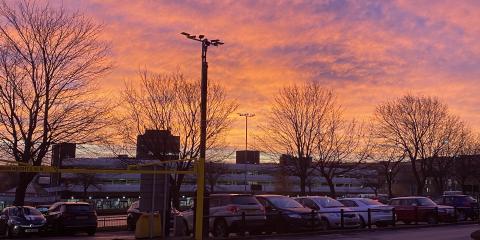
[238,113,255,193]
[181,32,223,240]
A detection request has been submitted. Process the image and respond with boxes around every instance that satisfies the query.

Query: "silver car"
[339,198,395,227]
[295,196,361,229]
[182,194,266,237]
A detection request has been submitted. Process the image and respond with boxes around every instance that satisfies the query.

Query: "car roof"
[296,196,332,199]
[255,194,286,198]
[6,206,35,209]
[211,194,254,197]
[55,201,90,205]
[339,198,365,201]
[390,196,427,200]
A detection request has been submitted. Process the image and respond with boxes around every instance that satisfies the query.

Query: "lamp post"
[238,113,255,193]
[181,32,223,240]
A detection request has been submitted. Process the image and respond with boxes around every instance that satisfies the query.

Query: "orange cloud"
[64,0,480,148]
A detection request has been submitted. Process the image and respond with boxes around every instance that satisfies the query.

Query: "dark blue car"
[256,195,321,233]
[0,206,47,237]
[435,195,478,221]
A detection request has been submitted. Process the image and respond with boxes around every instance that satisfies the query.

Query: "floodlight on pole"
[181,32,223,240]
[238,112,255,193]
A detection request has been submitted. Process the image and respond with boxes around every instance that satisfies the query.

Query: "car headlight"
[8,219,22,225]
[288,213,302,219]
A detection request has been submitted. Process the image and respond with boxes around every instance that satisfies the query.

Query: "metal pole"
[163,165,168,237]
[244,115,247,193]
[194,41,208,240]
[150,166,156,239]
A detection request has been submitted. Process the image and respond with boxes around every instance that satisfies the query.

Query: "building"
[235,150,260,164]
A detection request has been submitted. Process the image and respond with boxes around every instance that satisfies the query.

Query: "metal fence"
[194,206,480,238]
[97,215,127,230]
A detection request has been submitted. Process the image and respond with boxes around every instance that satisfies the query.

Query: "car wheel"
[182,220,190,236]
[127,220,135,232]
[359,216,366,228]
[5,226,12,238]
[320,218,330,231]
[457,211,467,221]
[86,228,96,236]
[376,222,388,228]
[213,219,229,238]
[426,215,438,224]
[250,230,262,235]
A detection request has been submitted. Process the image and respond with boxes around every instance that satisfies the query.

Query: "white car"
[338,198,395,227]
[295,196,361,229]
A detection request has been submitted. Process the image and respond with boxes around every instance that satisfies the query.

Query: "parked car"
[182,194,266,237]
[434,194,479,221]
[0,206,47,237]
[256,195,321,233]
[294,196,360,229]
[338,198,395,227]
[389,196,454,224]
[35,205,51,216]
[46,202,97,236]
[127,201,141,231]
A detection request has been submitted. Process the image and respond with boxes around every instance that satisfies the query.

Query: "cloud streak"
[65,0,480,148]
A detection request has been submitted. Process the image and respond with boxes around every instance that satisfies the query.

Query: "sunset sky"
[65,0,480,150]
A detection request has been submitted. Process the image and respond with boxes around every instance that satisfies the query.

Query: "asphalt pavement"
[261,224,480,240]
[7,224,480,240]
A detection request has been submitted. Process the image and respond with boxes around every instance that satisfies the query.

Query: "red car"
[389,196,454,224]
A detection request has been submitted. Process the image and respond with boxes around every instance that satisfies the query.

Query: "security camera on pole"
[181,32,223,240]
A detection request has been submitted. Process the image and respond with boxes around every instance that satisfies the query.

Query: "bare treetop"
[0,0,111,205]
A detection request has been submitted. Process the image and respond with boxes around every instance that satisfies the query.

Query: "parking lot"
[264,224,480,240]
[5,224,479,240]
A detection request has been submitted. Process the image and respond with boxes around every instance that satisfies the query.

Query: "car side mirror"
[265,206,273,211]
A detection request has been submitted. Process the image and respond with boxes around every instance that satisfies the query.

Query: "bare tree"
[119,70,238,207]
[314,110,369,198]
[258,82,334,195]
[369,143,405,198]
[205,162,229,193]
[374,95,466,195]
[0,1,111,205]
[71,173,102,201]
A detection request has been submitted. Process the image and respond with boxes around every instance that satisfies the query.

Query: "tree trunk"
[83,185,88,201]
[325,177,336,198]
[387,179,394,198]
[411,159,424,195]
[170,175,184,209]
[14,172,36,206]
[299,176,306,196]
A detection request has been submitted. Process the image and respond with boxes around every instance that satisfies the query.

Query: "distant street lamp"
[238,113,255,193]
[181,32,223,240]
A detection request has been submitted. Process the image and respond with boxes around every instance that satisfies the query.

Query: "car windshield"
[315,197,344,208]
[417,198,436,206]
[360,199,384,206]
[269,196,304,208]
[232,196,259,205]
[11,207,42,216]
[66,204,93,213]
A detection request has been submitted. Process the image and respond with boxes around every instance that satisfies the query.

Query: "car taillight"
[227,205,240,214]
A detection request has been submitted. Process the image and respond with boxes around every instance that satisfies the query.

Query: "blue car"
[434,195,478,221]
